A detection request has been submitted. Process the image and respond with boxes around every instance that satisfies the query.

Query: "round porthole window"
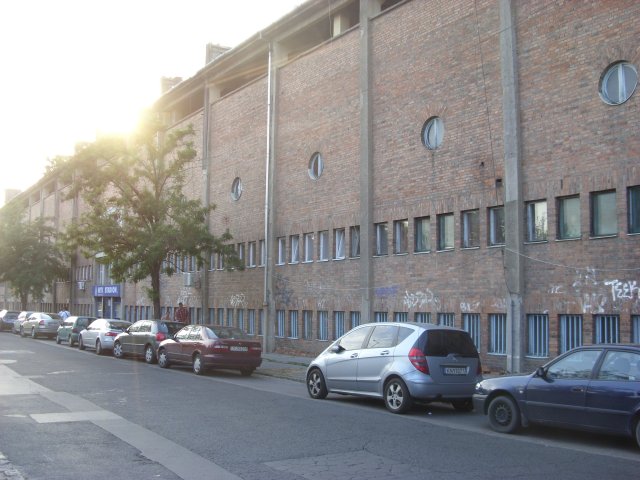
[230,177,242,201]
[308,152,324,180]
[421,116,444,150]
[599,61,637,105]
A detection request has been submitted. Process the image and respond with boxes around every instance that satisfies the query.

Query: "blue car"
[473,345,640,448]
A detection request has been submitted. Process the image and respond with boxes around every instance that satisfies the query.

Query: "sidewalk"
[257,352,313,383]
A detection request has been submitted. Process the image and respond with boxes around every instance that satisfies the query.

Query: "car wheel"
[384,377,412,414]
[56,335,61,344]
[158,349,170,368]
[69,337,75,347]
[240,368,254,376]
[144,345,156,364]
[79,336,86,350]
[31,328,37,339]
[451,398,474,412]
[20,327,25,337]
[306,368,328,399]
[488,395,521,433]
[95,340,103,355]
[113,341,123,359]
[192,354,204,375]
[635,419,640,449]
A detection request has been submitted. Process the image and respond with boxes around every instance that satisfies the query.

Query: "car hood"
[475,373,534,395]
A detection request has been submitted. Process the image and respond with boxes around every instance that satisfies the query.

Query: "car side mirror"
[535,366,546,378]
[330,344,344,353]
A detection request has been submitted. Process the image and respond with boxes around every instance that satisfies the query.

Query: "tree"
[60,114,238,318]
[0,203,68,310]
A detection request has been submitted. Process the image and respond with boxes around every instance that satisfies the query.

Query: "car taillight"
[105,332,118,337]
[39,320,45,326]
[408,347,429,374]
[155,332,166,342]
[72,328,78,333]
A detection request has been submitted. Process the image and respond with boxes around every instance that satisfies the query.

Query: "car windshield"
[207,326,249,339]
[422,330,478,357]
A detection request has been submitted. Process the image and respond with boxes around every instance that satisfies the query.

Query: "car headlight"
[474,381,487,394]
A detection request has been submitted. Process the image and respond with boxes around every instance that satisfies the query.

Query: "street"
[0,332,639,480]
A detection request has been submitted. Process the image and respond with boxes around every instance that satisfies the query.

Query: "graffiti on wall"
[403,289,441,311]
[230,293,247,308]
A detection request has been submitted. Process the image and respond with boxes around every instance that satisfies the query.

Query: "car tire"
[56,335,61,344]
[384,377,412,414]
[79,336,86,350]
[240,368,254,376]
[69,337,75,347]
[158,349,170,368]
[488,395,521,433]
[451,398,474,412]
[635,419,640,449]
[306,368,328,400]
[31,328,37,339]
[20,327,25,337]
[192,354,204,375]
[144,345,156,364]
[95,340,103,355]
[113,341,123,359]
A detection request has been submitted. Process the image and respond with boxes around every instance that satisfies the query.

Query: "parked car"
[21,312,63,339]
[157,324,262,376]
[113,320,184,363]
[473,345,640,447]
[78,318,132,355]
[306,322,482,414]
[13,311,34,335]
[56,316,96,346]
[0,310,20,331]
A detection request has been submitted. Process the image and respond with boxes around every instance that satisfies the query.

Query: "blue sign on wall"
[93,284,121,297]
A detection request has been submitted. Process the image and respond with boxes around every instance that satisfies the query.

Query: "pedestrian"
[162,310,171,321]
[174,302,190,324]
[58,306,70,320]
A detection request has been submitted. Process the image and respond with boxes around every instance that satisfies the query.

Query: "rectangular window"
[318,230,329,261]
[289,235,299,264]
[437,213,454,250]
[318,311,329,341]
[303,310,313,340]
[591,190,617,237]
[557,196,581,240]
[526,200,548,242]
[334,311,345,340]
[489,313,507,355]
[632,315,640,343]
[217,252,225,270]
[259,309,265,335]
[217,308,224,325]
[394,312,408,322]
[226,309,234,327]
[248,310,255,335]
[334,228,346,260]
[236,244,244,264]
[375,222,388,256]
[374,311,388,322]
[414,216,431,253]
[393,219,408,254]
[414,312,431,323]
[350,225,360,257]
[350,311,360,329]
[208,253,215,271]
[488,206,505,246]
[438,312,455,327]
[237,309,245,331]
[303,233,314,262]
[594,314,620,344]
[248,242,256,267]
[462,313,481,349]
[289,310,298,339]
[277,237,286,265]
[208,308,215,324]
[629,186,640,234]
[461,210,480,248]
[259,240,266,266]
[276,310,285,338]
[559,314,583,353]
[527,314,549,358]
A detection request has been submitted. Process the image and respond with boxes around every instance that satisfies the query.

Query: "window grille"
[527,314,549,358]
[318,311,329,340]
[489,314,507,355]
[463,313,481,349]
[594,315,620,344]
[438,312,455,327]
[559,314,583,353]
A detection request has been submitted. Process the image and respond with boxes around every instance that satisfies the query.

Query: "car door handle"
[571,387,585,393]
[350,353,359,358]
[380,350,390,356]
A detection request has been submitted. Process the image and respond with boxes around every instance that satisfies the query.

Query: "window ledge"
[461,246,480,250]
[628,232,640,236]
[301,260,313,264]
[394,252,409,256]
[487,244,505,249]
[524,240,548,245]
[436,248,455,253]
[413,250,431,255]
[333,257,346,261]
[555,237,580,242]
[589,234,618,240]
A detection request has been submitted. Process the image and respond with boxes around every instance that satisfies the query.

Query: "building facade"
[3,0,639,373]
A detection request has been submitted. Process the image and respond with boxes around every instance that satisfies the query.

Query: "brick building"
[3,0,639,373]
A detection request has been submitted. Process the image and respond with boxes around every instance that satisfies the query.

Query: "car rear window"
[208,326,248,339]
[108,322,131,331]
[160,322,183,336]
[420,330,478,357]
[6,313,18,319]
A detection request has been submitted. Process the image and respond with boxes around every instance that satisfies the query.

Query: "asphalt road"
[1,332,639,480]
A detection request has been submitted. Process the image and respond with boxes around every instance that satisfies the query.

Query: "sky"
[0,0,302,206]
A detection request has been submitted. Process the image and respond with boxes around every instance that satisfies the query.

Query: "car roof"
[356,321,465,332]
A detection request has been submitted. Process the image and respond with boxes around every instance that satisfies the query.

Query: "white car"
[78,318,131,355]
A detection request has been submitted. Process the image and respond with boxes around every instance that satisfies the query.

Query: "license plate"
[443,367,468,375]
[230,346,248,352]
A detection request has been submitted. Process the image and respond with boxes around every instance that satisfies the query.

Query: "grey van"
[306,322,482,414]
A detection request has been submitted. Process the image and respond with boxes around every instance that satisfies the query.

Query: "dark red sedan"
[157,324,262,376]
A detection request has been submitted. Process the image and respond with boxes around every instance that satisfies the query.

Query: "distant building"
[2,0,639,373]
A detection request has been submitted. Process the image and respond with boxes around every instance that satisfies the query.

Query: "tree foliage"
[0,203,68,310]
[60,115,238,317]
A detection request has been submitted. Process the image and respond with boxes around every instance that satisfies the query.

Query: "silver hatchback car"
[306,322,482,414]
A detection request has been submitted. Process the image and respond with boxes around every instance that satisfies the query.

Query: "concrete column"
[500,0,525,373]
